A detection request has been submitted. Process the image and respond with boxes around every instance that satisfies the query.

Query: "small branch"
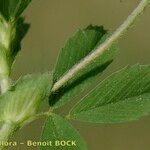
[21,111,53,127]
[52,0,149,92]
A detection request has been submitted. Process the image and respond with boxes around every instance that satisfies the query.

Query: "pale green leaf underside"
[0,17,30,73]
[40,114,87,150]
[69,65,150,123]
[50,26,118,108]
[0,73,52,123]
[9,17,30,66]
[0,0,30,73]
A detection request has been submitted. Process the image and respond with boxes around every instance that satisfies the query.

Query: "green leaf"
[40,114,87,150]
[50,25,118,108]
[69,65,150,123]
[0,19,30,75]
[0,0,30,76]
[9,17,30,65]
[0,73,52,124]
[0,0,32,20]
[0,17,30,74]
[53,26,107,82]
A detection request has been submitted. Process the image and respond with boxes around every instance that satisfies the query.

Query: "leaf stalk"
[52,0,149,92]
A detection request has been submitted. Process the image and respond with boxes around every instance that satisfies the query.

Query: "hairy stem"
[0,77,11,94]
[0,0,149,149]
[52,0,149,92]
[0,121,17,150]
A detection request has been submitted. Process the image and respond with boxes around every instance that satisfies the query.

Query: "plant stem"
[52,0,149,92]
[0,77,10,94]
[0,121,17,150]
[0,0,149,149]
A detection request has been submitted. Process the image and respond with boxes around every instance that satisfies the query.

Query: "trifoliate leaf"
[0,73,52,124]
[50,25,118,108]
[40,114,87,150]
[0,0,32,20]
[69,65,150,123]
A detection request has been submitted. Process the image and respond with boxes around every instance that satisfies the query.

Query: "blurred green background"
[11,0,150,149]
